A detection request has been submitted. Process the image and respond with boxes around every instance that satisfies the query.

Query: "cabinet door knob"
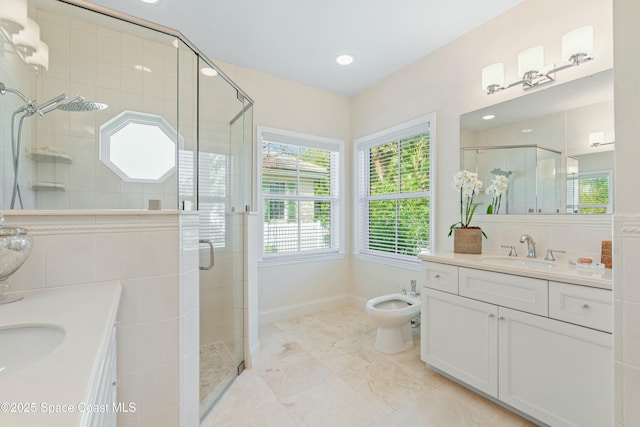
[499,316,505,321]
[435,274,441,279]
[582,304,591,310]
[488,313,495,318]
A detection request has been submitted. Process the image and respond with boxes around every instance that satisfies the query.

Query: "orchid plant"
[485,175,510,214]
[448,170,486,238]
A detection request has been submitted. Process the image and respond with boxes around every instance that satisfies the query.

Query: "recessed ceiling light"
[335,54,354,66]
[201,67,218,77]
[134,65,151,72]
[482,114,496,120]
[140,0,161,4]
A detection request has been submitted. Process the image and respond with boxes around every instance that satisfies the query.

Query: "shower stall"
[461,145,562,214]
[0,0,253,420]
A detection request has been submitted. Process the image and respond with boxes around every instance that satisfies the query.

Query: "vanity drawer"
[459,267,548,316]
[549,281,612,332]
[422,262,459,294]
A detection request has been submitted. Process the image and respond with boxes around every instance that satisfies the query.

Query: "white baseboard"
[258,294,354,324]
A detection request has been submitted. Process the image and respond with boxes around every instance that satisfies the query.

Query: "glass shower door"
[197,58,251,419]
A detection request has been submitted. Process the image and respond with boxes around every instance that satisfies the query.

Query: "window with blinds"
[356,116,431,262]
[566,171,611,214]
[258,127,343,260]
[178,150,228,247]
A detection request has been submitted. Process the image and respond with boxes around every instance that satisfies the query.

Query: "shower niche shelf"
[27,149,73,164]
[30,182,66,191]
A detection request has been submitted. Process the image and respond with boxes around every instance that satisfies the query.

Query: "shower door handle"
[199,239,215,270]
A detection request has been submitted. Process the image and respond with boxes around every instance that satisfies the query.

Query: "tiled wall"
[474,214,612,263]
[4,211,200,427]
[0,43,36,209]
[613,218,640,426]
[26,7,186,210]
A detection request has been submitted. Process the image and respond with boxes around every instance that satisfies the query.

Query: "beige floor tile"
[203,401,299,427]
[341,359,439,414]
[259,350,336,399]
[281,378,383,427]
[201,369,277,425]
[202,306,536,427]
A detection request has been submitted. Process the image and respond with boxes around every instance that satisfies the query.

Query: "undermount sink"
[0,324,65,378]
[479,256,558,269]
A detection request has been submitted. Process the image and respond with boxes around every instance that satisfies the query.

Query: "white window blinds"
[178,150,227,247]
[356,117,431,261]
[566,171,611,214]
[259,128,342,259]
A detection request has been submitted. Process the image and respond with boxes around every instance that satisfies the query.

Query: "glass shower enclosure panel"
[197,57,250,419]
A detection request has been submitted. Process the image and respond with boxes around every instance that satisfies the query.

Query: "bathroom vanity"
[418,252,612,427]
[0,282,121,426]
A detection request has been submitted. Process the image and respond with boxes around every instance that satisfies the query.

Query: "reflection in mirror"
[460,69,614,214]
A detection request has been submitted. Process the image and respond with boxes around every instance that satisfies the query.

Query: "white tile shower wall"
[32,9,180,210]
[473,214,612,262]
[614,214,640,426]
[2,211,200,427]
[0,45,36,209]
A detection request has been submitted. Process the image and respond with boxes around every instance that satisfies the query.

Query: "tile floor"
[201,306,537,427]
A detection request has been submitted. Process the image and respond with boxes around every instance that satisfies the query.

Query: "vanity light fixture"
[482,114,496,120]
[482,26,594,95]
[25,40,49,71]
[134,65,152,72]
[12,18,40,56]
[0,0,28,36]
[336,54,354,66]
[588,131,614,148]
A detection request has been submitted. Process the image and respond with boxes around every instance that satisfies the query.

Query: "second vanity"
[418,252,612,427]
[0,282,122,427]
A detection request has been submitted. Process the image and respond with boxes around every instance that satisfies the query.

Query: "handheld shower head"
[35,93,68,116]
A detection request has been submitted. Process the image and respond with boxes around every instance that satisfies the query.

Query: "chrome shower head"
[57,100,108,112]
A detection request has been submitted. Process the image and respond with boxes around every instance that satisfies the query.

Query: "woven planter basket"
[453,227,482,254]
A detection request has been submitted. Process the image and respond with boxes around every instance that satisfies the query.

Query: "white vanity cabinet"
[498,307,612,427]
[420,261,612,427]
[422,288,498,396]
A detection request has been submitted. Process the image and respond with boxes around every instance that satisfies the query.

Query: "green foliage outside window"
[367,134,430,257]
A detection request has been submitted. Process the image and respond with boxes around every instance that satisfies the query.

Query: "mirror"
[460,69,614,214]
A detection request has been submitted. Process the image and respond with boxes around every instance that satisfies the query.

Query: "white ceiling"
[86,0,525,96]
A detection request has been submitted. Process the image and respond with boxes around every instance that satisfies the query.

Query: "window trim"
[99,110,180,183]
[257,126,345,263]
[353,114,434,265]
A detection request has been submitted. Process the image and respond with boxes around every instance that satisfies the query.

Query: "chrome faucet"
[410,279,419,297]
[520,234,536,258]
[400,285,407,295]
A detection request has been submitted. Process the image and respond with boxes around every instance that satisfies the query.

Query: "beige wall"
[217,61,353,321]
[350,0,613,300]
[215,0,616,316]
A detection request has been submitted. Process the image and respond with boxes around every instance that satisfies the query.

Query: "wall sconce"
[482,26,594,95]
[588,131,614,148]
[0,0,28,36]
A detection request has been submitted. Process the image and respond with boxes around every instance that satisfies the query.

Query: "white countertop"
[0,282,121,426]
[419,252,612,290]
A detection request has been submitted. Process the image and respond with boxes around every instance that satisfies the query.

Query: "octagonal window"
[100,111,178,183]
